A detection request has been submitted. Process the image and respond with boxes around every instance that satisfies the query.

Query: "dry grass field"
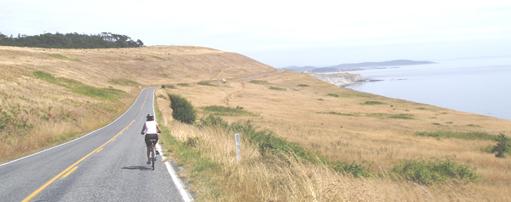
[158,69,511,201]
[0,46,272,162]
[2,45,511,201]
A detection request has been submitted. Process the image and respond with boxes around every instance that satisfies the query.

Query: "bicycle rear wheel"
[151,142,156,170]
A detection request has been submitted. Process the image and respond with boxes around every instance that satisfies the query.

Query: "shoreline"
[311,71,511,122]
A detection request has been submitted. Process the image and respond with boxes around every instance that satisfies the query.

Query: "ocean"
[347,56,511,120]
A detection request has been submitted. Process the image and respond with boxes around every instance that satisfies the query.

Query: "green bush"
[327,93,339,97]
[393,159,477,185]
[169,94,196,124]
[491,134,510,158]
[297,84,309,87]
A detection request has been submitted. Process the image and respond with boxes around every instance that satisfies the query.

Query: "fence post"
[235,133,241,162]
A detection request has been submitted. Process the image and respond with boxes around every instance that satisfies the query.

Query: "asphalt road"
[0,88,189,202]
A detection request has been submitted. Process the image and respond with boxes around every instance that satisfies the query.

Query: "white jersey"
[144,121,158,134]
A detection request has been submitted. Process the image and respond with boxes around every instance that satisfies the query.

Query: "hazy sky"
[1,0,510,67]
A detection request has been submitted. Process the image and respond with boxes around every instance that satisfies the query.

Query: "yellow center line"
[140,95,148,111]
[22,119,135,202]
[59,166,78,180]
[95,147,104,153]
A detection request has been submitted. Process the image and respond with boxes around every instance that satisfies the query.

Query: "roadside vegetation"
[156,92,497,201]
[202,105,253,116]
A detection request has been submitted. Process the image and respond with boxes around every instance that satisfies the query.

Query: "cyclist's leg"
[145,137,152,164]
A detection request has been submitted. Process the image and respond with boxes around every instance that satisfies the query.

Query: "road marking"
[0,88,147,168]
[59,166,78,180]
[95,147,104,153]
[140,94,148,111]
[151,89,193,202]
[22,119,135,202]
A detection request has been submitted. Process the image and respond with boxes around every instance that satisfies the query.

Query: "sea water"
[348,56,511,120]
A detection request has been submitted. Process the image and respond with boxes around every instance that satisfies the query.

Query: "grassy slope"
[2,45,511,200]
[159,70,511,201]
[0,46,273,162]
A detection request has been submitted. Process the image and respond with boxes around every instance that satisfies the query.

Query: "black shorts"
[145,133,159,147]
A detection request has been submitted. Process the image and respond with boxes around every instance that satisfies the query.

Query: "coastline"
[312,71,511,121]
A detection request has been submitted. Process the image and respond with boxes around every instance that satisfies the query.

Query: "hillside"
[0,46,273,161]
[1,46,511,201]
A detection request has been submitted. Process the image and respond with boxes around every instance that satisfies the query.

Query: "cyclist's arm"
[141,123,147,135]
[156,125,161,134]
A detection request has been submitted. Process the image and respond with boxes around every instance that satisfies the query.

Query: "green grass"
[177,83,191,87]
[327,93,339,97]
[388,114,414,120]
[249,80,269,85]
[268,86,286,91]
[392,159,478,185]
[202,105,253,116]
[155,105,223,199]
[33,71,125,100]
[109,78,140,86]
[415,131,496,141]
[367,113,414,120]
[318,111,358,116]
[361,100,385,105]
[197,80,217,86]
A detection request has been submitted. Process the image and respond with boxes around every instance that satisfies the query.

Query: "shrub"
[177,83,190,87]
[202,105,252,116]
[268,86,286,91]
[198,115,229,129]
[161,84,176,89]
[297,84,309,87]
[361,100,385,105]
[327,93,339,97]
[169,94,196,124]
[393,159,477,185]
[331,161,369,177]
[185,137,200,148]
[491,134,509,158]
[249,80,269,85]
[197,80,217,86]
[388,114,414,120]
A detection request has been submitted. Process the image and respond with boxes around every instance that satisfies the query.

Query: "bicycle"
[149,139,158,170]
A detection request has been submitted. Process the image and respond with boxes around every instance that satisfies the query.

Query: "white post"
[235,133,241,162]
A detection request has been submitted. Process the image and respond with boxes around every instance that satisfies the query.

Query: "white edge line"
[0,88,147,168]
[152,88,193,202]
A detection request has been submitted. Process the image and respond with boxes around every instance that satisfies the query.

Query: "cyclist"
[141,114,161,164]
